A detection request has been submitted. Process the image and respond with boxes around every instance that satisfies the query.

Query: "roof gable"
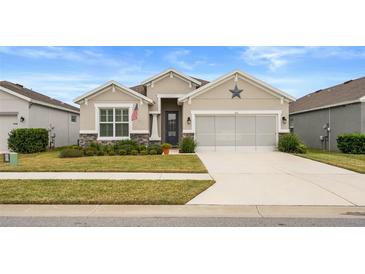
[73,80,153,104]
[141,68,202,86]
[178,70,296,102]
[290,76,365,114]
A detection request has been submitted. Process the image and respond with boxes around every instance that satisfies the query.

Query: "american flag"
[131,103,138,121]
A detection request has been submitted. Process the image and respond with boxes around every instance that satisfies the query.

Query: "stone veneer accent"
[79,133,150,147]
[79,133,97,147]
[130,133,149,145]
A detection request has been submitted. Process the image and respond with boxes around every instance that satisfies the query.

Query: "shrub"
[140,150,148,155]
[179,137,197,153]
[149,149,157,155]
[108,151,116,156]
[84,148,97,156]
[278,133,307,154]
[148,144,162,155]
[59,148,84,158]
[161,143,172,149]
[119,149,127,156]
[130,149,138,155]
[138,145,147,152]
[97,150,105,156]
[89,142,103,151]
[114,140,138,150]
[8,128,49,153]
[337,133,365,154]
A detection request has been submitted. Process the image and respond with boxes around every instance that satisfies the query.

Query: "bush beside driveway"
[0,150,207,173]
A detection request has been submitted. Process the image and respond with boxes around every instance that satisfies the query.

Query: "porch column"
[150,113,160,140]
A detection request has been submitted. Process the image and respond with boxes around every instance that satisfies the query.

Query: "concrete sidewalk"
[1,204,365,218]
[0,172,212,180]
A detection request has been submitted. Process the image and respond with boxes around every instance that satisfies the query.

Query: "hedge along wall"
[337,133,365,154]
[8,128,49,153]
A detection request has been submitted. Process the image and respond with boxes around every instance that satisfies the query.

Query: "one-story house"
[74,68,295,151]
[0,81,80,151]
[289,76,365,151]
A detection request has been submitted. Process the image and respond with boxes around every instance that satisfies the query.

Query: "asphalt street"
[1,216,365,227]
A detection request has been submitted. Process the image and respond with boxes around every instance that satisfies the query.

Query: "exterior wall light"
[187,117,191,125]
[282,116,287,124]
[20,116,25,122]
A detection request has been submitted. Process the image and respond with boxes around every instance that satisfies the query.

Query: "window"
[99,108,129,138]
[71,115,77,123]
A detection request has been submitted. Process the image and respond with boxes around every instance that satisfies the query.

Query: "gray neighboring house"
[289,77,365,151]
[0,81,80,151]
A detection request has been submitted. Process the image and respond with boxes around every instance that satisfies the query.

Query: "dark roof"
[0,81,79,113]
[290,76,365,114]
[191,77,210,86]
[129,84,147,96]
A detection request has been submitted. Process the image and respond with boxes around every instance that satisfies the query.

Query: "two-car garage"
[195,113,278,151]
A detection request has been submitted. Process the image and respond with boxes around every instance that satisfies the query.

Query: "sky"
[1,46,365,105]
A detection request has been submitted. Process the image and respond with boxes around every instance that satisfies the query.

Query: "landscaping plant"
[8,128,49,153]
[59,148,84,158]
[161,143,172,155]
[179,137,197,153]
[148,144,162,155]
[278,133,307,154]
[337,133,365,154]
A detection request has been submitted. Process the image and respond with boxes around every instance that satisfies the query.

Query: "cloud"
[0,46,121,66]
[241,47,308,70]
[164,49,207,71]
[240,46,365,70]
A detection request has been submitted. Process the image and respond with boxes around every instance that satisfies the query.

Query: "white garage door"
[0,114,18,151]
[195,114,277,151]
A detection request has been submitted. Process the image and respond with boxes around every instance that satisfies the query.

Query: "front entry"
[165,111,179,145]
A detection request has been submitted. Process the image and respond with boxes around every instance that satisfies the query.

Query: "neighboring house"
[289,77,365,151]
[0,81,80,151]
[74,68,295,151]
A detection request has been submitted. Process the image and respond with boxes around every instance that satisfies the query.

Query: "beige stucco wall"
[182,77,289,132]
[79,85,149,132]
[146,75,196,112]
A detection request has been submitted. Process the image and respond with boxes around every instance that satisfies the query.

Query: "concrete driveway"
[188,151,365,206]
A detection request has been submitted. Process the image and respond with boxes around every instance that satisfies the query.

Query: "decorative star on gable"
[229,84,243,99]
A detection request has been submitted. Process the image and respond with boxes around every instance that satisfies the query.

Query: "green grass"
[0,179,214,204]
[296,149,365,173]
[0,150,207,173]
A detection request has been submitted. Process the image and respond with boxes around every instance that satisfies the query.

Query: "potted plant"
[161,143,172,155]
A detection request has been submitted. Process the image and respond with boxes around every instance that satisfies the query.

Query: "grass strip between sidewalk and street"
[296,149,365,173]
[0,179,214,205]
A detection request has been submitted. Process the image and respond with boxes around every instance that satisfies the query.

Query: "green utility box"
[3,152,18,165]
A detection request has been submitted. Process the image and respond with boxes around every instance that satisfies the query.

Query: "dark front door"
[165,111,179,145]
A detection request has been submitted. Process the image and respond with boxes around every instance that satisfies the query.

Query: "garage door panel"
[215,116,235,146]
[256,116,276,133]
[195,116,215,146]
[236,134,256,146]
[256,134,276,146]
[0,115,18,151]
[236,115,255,133]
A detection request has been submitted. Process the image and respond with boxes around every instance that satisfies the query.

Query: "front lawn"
[0,150,207,173]
[297,149,365,173]
[0,179,214,204]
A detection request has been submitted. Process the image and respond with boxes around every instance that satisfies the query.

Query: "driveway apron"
[188,151,365,206]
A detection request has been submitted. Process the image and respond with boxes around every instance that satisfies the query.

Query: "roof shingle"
[289,76,365,114]
[0,81,79,113]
